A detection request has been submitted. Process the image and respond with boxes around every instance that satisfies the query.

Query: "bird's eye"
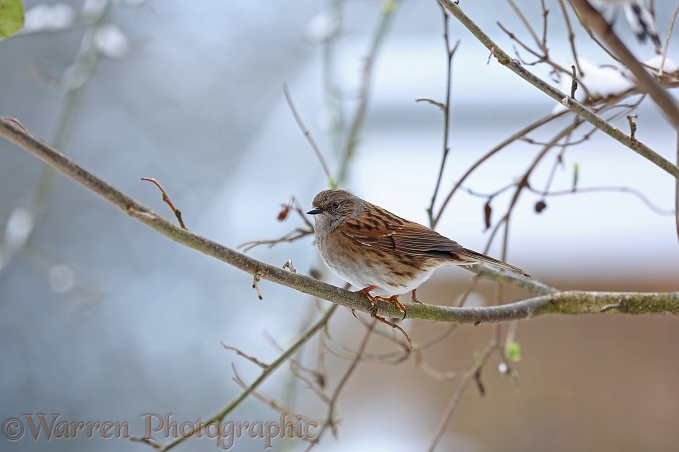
[332,201,341,210]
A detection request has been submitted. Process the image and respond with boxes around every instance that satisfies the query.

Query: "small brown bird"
[307,189,529,316]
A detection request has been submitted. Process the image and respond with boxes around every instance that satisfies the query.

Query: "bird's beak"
[307,207,322,215]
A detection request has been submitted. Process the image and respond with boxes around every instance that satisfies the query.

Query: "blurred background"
[1,0,678,450]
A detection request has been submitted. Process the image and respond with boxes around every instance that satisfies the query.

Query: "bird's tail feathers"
[459,248,530,278]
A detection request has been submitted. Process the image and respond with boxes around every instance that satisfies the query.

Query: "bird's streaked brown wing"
[340,203,530,276]
[340,204,464,258]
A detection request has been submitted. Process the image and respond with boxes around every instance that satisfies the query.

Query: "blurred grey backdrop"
[1,0,679,451]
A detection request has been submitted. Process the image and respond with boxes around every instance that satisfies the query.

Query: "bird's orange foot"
[358,286,406,320]
[410,289,421,303]
[357,286,412,349]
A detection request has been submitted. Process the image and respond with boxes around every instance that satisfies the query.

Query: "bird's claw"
[358,286,406,320]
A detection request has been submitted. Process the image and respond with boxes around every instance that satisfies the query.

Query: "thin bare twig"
[290,361,330,403]
[231,364,319,425]
[253,269,264,300]
[433,111,568,227]
[659,2,679,78]
[282,260,297,273]
[485,118,585,266]
[307,319,377,449]
[427,4,461,228]
[240,196,314,252]
[627,114,638,141]
[240,228,313,253]
[352,314,413,354]
[428,342,496,451]
[221,342,268,369]
[283,84,336,188]
[336,1,399,184]
[498,3,589,97]
[528,184,674,216]
[506,0,541,47]
[370,312,412,349]
[141,177,186,229]
[557,0,585,76]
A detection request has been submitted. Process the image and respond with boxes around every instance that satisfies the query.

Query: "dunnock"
[307,189,529,317]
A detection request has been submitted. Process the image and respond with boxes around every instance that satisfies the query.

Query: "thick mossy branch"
[401,291,679,323]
